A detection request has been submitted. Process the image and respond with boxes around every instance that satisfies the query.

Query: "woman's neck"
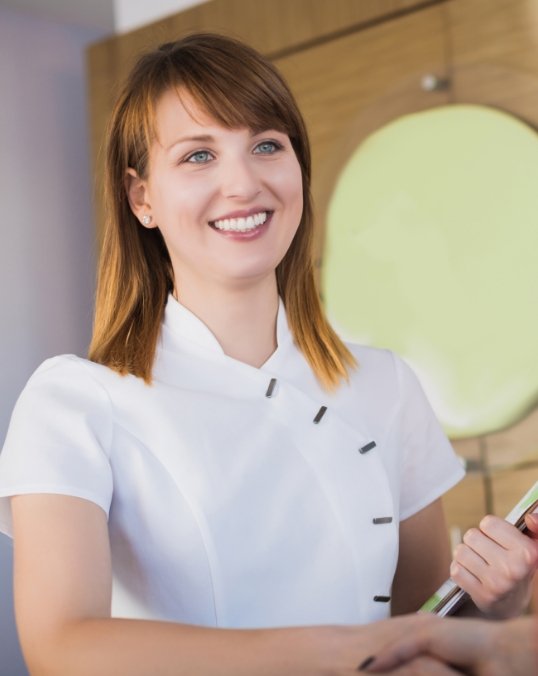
[175,276,280,368]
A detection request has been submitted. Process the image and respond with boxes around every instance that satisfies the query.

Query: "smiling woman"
[0,32,535,676]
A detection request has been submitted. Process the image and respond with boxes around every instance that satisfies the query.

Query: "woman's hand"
[360,614,538,676]
[449,512,538,618]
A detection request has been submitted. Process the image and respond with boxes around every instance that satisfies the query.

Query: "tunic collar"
[161,294,292,368]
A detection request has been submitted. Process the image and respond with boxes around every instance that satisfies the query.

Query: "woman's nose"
[220,156,261,200]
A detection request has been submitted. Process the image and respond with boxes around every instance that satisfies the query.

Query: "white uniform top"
[0,296,464,627]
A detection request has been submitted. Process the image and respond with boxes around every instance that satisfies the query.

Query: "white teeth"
[212,211,268,232]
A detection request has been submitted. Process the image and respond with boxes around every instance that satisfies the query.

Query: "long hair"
[89,33,356,388]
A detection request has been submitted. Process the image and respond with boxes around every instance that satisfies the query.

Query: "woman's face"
[132,88,303,296]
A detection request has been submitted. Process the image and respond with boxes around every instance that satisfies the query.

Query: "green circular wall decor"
[323,104,538,438]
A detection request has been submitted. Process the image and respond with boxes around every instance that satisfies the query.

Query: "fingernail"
[357,655,376,671]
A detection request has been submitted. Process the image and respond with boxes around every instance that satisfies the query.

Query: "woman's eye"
[185,150,213,163]
[253,140,282,155]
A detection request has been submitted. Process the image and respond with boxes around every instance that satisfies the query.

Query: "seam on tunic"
[109,420,221,627]
[263,405,364,609]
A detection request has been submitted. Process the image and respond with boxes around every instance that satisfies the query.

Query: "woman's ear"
[125,168,155,228]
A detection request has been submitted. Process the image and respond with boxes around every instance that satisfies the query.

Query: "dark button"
[359,441,376,454]
[313,406,327,424]
[373,517,393,525]
[265,378,277,398]
[373,595,391,603]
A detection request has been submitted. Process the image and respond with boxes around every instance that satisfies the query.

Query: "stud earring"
[141,214,152,226]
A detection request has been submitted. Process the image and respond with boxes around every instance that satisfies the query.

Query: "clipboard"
[419,481,538,616]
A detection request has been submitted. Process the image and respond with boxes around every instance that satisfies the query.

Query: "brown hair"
[89,32,356,388]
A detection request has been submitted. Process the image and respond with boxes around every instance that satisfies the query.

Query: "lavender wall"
[0,7,103,673]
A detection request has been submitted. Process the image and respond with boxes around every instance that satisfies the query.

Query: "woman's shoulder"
[0,356,116,533]
[340,342,428,409]
[30,353,110,380]
[14,354,118,427]
[26,354,125,394]
[344,342,405,381]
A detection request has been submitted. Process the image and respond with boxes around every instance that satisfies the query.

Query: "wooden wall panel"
[486,406,538,470]
[275,5,449,260]
[86,40,119,239]
[449,0,538,126]
[443,473,487,537]
[491,468,538,518]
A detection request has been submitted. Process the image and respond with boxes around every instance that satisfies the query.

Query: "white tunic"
[0,297,464,627]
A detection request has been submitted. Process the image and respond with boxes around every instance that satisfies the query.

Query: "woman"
[0,34,535,675]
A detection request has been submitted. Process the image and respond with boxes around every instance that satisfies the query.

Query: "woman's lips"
[209,210,273,238]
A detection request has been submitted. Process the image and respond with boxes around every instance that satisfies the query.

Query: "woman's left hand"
[450,513,538,618]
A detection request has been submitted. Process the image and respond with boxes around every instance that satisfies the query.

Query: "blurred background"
[1,1,537,673]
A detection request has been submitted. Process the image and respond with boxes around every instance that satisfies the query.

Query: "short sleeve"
[393,355,465,520]
[0,355,113,536]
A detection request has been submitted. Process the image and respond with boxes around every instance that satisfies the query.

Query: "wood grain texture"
[86,39,119,243]
[275,4,450,262]
[443,473,487,535]
[89,0,439,62]
[485,406,538,471]
[449,0,538,125]
[490,467,538,518]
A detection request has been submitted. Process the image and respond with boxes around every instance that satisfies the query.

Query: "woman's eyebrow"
[165,134,215,151]
[164,129,285,152]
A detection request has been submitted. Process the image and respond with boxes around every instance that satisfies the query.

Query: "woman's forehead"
[151,86,287,144]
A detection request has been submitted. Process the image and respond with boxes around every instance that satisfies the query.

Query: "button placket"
[357,439,395,612]
[262,380,397,623]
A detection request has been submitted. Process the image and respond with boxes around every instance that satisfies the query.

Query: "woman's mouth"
[209,210,272,234]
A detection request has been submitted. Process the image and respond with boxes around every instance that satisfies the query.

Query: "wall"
[0,7,104,674]
[114,0,209,33]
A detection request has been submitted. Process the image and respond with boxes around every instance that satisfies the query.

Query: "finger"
[461,521,538,575]
[452,540,488,580]
[449,561,490,604]
[362,619,438,672]
[479,515,535,550]
[451,550,532,611]
[460,525,507,567]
